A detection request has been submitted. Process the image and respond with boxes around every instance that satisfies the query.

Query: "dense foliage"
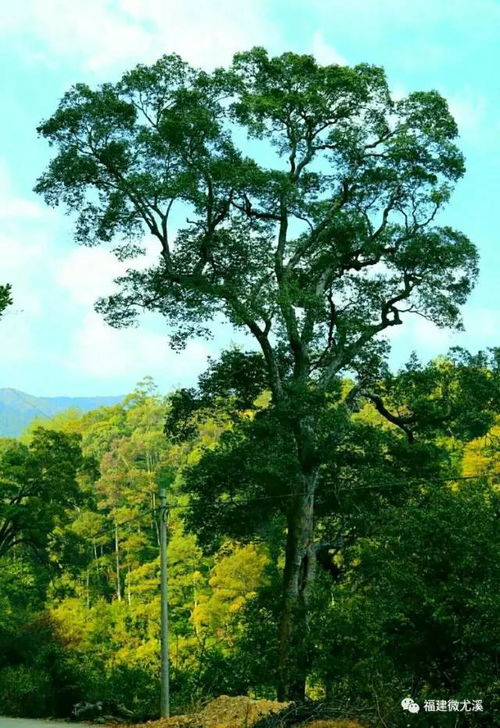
[0,358,498,725]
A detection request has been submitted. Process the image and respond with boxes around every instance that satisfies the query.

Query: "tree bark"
[115,522,122,602]
[277,469,317,701]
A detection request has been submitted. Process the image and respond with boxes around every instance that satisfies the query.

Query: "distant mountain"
[0,388,124,437]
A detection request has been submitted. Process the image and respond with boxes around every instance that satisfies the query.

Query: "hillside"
[0,388,124,437]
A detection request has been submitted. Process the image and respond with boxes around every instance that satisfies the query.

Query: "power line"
[160,474,486,511]
[45,473,490,556]
[90,507,156,540]
[336,474,484,492]
[2,475,488,548]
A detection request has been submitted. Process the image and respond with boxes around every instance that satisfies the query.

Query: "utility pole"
[159,488,170,718]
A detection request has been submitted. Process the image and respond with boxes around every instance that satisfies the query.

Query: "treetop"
[35,48,477,395]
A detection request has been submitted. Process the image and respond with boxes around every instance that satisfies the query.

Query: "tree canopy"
[36,48,475,378]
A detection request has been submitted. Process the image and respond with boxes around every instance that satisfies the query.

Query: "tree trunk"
[85,570,90,609]
[277,470,317,701]
[127,564,132,605]
[115,523,122,602]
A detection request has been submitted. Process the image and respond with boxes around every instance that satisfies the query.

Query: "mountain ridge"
[0,388,124,437]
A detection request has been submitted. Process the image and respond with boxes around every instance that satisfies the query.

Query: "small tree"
[35,49,477,699]
[0,284,12,319]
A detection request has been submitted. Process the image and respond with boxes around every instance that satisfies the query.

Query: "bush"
[0,665,52,717]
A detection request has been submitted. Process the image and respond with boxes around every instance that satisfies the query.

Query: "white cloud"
[390,83,408,102]
[0,155,214,394]
[0,305,38,363]
[369,81,487,141]
[0,161,58,317]
[311,32,346,66]
[67,312,210,382]
[446,89,487,137]
[55,247,125,306]
[0,240,44,318]
[461,306,499,342]
[410,317,454,351]
[387,314,452,351]
[306,0,500,34]
[0,162,49,223]
[0,0,279,72]
[386,303,499,368]
[55,237,162,306]
[0,166,55,365]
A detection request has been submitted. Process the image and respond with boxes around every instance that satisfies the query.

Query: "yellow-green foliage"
[462,419,499,483]
[192,542,269,641]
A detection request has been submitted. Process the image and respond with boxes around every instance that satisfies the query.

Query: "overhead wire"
[90,506,157,540]
[157,473,486,512]
[1,475,489,547]
[82,474,489,536]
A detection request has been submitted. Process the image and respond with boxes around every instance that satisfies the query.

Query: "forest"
[0,355,498,726]
[1,48,499,727]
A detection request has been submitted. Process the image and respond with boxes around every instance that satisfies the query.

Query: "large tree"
[35,49,477,699]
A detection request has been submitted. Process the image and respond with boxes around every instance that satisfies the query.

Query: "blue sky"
[0,0,498,396]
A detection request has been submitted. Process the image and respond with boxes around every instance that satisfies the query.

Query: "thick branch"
[319,273,416,388]
[360,390,415,442]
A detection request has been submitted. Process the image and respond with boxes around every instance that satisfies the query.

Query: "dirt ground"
[134,696,367,728]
